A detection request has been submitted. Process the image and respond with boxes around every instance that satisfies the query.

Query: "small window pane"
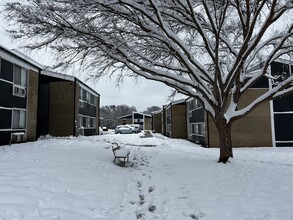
[21,68,27,86]
[12,110,26,129]
[83,117,87,127]
[14,65,21,85]
[83,90,87,101]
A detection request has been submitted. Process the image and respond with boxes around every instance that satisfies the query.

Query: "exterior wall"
[117,118,132,126]
[74,83,79,136]
[144,117,152,130]
[78,84,99,136]
[49,82,75,137]
[152,113,162,133]
[161,107,166,135]
[96,96,100,134]
[117,113,152,130]
[165,105,172,137]
[171,104,187,138]
[26,69,39,141]
[186,98,206,145]
[207,89,272,147]
[0,53,38,145]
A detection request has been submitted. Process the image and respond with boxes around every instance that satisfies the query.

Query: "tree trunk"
[216,118,233,163]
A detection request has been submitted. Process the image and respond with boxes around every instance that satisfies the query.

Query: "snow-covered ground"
[0,132,293,220]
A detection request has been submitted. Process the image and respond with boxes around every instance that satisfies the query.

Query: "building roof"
[0,44,100,97]
[0,45,42,72]
[118,112,152,119]
[165,98,186,109]
[151,109,162,115]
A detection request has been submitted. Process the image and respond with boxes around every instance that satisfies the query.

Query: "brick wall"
[27,70,39,141]
[207,89,272,147]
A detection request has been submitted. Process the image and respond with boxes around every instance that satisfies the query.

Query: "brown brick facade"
[49,82,75,137]
[171,104,187,138]
[26,70,39,141]
[207,89,272,147]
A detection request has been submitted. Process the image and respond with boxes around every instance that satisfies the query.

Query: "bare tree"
[143,106,161,115]
[5,0,293,163]
[100,105,137,129]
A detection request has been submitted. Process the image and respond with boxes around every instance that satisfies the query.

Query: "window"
[188,99,202,112]
[14,65,27,87]
[79,100,84,108]
[79,115,96,128]
[80,88,87,101]
[190,123,205,136]
[12,110,26,129]
[89,117,96,128]
[83,116,87,127]
[89,93,96,105]
[79,88,83,99]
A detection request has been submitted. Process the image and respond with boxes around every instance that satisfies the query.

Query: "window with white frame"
[80,87,96,106]
[79,115,96,128]
[89,117,96,128]
[89,93,96,105]
[14,65,27,87]
[82,116,87,127]
[12,109,26,129]
[188,99,202,112]
[190,123,205,136]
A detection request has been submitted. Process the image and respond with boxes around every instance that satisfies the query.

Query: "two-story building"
[0,45,100,146]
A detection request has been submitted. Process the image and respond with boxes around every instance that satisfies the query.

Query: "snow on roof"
[117,114,133,119]
[165,98,186,109]
[41,70,75,81]
[151,109,162,114]
[11,49,44,69]
[0,45,41,72]
[41,70,100,96]
[118,112,151,119]
[0,45,100,96]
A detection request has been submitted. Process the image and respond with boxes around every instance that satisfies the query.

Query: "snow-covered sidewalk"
[0,133,293,220]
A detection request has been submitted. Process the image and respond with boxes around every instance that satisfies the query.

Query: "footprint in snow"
[148,186,155,193]
[148,204,156,213]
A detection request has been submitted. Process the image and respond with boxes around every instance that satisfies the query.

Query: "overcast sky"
[0,1,184,112]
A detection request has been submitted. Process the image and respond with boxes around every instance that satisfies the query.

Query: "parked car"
[102,127,108,131]
[115,125,135,134]
[127,124,141,133]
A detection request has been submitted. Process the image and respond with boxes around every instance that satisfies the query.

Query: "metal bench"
[111,143,130,167]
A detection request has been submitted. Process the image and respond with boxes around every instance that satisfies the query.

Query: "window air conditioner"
[13,85,26,97]
[79,100,84,108]
[11,132,26,143]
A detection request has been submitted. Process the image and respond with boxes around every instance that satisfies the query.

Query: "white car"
[115,125,135,134]
[127,124,141,133]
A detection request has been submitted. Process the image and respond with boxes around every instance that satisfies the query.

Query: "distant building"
[117,112,152,130]
[151,110,162,133]
[164,99,187,138]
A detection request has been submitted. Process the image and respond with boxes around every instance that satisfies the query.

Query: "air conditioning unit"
[11,132,26,143]
[13,85,26,97]
[79,100,84,108]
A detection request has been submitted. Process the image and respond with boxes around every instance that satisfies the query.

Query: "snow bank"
[0,134,292,220]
